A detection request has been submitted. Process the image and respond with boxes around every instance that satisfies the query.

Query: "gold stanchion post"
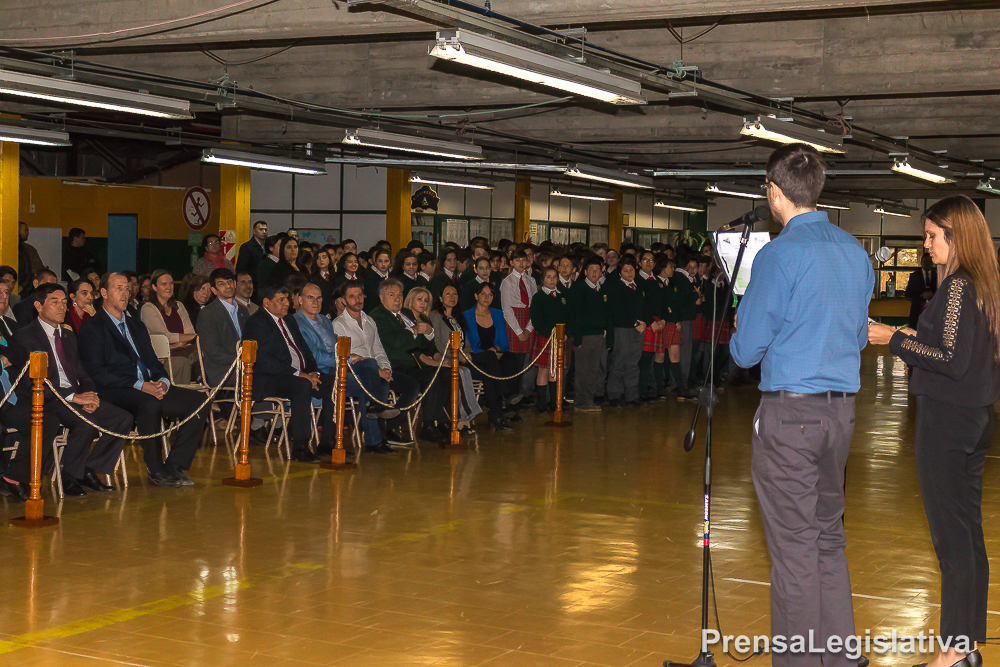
[444,330,467,450]
[223,341,264,487]
[10,352,59,527]
[545,324,571,428]
[322,337,358,470]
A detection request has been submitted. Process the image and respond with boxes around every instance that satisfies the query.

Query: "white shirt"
[39,320,75,399]
[585,278,601,291]
[500,270,537,335]
[444,268,454,280]
[372,268,388,280]
[267,311,303,374]
[332,310,391,370]
[676,268,694,284]
[418,271,432,282]
[559,277,573,289]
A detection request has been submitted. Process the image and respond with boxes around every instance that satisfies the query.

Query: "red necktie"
[396,313,404,326]
[278,319,305,370]
[519,277,529,305]
[53,329,81,392]
[628,283,636,290]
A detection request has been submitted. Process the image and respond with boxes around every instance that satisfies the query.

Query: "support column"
[386,168,411,253]
[514,178,530,243]
[220,164,251,244]
[0,141,19,279]
[608,189,624,249]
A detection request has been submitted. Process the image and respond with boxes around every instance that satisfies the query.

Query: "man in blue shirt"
[730,143,873,667]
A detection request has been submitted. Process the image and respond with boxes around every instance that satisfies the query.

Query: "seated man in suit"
[79,273,211,488]
[16,283,133,497]
[197,268,250,388]
[293,282,398,455]
[241,283,327,463]
[0,281,16,339]
[370,278,451,444]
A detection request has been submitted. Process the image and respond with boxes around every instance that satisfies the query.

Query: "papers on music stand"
[714,231,771,296]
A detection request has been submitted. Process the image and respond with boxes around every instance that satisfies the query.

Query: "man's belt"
[761,390,856,399]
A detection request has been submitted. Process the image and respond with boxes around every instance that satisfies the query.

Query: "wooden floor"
[1,348,998,667]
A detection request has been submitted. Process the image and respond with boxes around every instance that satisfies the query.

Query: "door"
[107,214,138,273]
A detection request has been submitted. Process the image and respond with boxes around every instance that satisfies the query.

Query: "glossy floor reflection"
[1,349,998,666]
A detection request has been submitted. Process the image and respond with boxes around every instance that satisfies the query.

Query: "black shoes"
[366,405,400,420]
[913,650,982,667]
[419,424,445,444]
[608,398,621,407]
[62,476,87,498]
[489,418,513,432]
[167,464,195,486]
[291,447,321,463]
[0,477,29,501]
[80,471,115,493]
[365,442,398,456]
[147,470,183,488]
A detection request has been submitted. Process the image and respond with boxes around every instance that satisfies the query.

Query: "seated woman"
[463,281,521,431]
[432,283,511,433]
[192,233,234,276]
[66,278,96,333]
[140,269,197,384]
[404,286,482,433]
[180,273,214,329]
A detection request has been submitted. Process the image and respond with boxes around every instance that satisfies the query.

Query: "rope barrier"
[345,349,449,411]
[42,355,239,440]
[0,363,30,409]
[458,332,553,381]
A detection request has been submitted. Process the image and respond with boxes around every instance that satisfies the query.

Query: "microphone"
[870,246,892,263]
[717,205,770,232]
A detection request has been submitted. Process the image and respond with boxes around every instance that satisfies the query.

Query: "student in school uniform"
[391,249,424,297]
[500,248,538,404]
[605,255,648,406]
[688,255,713,390]
[673,254,702,397]
[654,256,686,398]
[569,255,612,412]
[428,247,460,303]
[416,251,436,290]
[364,247,392,313]
[529,266,570,413]
[637,250,668,401]
[460,257,500,311]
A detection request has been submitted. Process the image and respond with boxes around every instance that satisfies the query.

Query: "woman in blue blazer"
[462,281,520,429]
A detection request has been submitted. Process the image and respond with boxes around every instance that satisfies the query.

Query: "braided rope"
[0,363,30,409]
[345,350,449,410]
[458,333,552,381]
[42,355,239,440]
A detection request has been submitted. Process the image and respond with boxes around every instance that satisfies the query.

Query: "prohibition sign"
[183,187,211,231]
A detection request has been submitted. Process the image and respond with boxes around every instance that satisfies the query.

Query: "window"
[877,241,923,297]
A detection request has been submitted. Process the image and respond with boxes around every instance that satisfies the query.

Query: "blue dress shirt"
[730,210,874,393]
[109,310,170,390]
[294,310,339,374]
[221,298,242,336]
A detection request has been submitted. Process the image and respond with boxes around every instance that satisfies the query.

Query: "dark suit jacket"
[369,305,427,372]
[14,319,98,402]
[196,298,250,385]
[241,308,318,399]
[905,266,938,328]
[0,315,17,340]
[12,297,38,330]
[78,309,170,392]
[235,238,266,278]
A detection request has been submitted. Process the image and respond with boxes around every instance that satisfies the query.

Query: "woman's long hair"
[403,286,433,324]
[432,283,467,331]
[390,249,412,276]
[925,195,1000,362]
[149,269,177,313]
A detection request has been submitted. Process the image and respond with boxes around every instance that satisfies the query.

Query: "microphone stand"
[664,218,757,667]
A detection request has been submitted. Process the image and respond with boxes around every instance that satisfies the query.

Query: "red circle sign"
[183,187,211,231]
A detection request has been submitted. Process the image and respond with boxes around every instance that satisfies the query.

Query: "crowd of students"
[0,222,735,500]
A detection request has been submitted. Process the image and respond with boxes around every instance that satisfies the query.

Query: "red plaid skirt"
[665,321,683,347]
[507,306,532,353]
[696,318,732,345]
[643,317,668,352]
[692,314,709,341]
[531,334,570,369]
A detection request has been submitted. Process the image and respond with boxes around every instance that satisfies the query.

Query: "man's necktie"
[396,313,404,326]
[628,283,636,290]
[53,328,80,392]
[119,321,150,381]
[519,277,529,305]
[278,319,305,370]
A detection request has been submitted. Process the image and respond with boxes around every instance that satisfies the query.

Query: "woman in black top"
[270,236,306,287]
[869,196,1000,667]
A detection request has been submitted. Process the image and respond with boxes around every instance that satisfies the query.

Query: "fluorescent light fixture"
[655,199,704,212]
[410,172,494,190]
[740,116,845,154]
[343,128,483,160]
[430,30,645,105]
[705,182,763,199]
[564,163,653,189]
[201,148,327,175]
[874,204,912,218]
[0,69,192,119]
[891,157,956,184]
[976,179,1000,196]
[816,198,851,210]
[0,124,70,147]
[550,187,613,201]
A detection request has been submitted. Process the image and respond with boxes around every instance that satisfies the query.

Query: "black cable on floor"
[708,551,764,663]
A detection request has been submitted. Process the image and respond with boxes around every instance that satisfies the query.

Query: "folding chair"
[225,353,292,460]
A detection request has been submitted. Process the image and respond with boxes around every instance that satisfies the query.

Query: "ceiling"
[2,0,999,206]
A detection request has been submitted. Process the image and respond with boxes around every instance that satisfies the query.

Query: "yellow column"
[0,141,18,279]
[608,189,623,249]
[514,178,531,243]
[219,164,251,244]
[386,168,411,253]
